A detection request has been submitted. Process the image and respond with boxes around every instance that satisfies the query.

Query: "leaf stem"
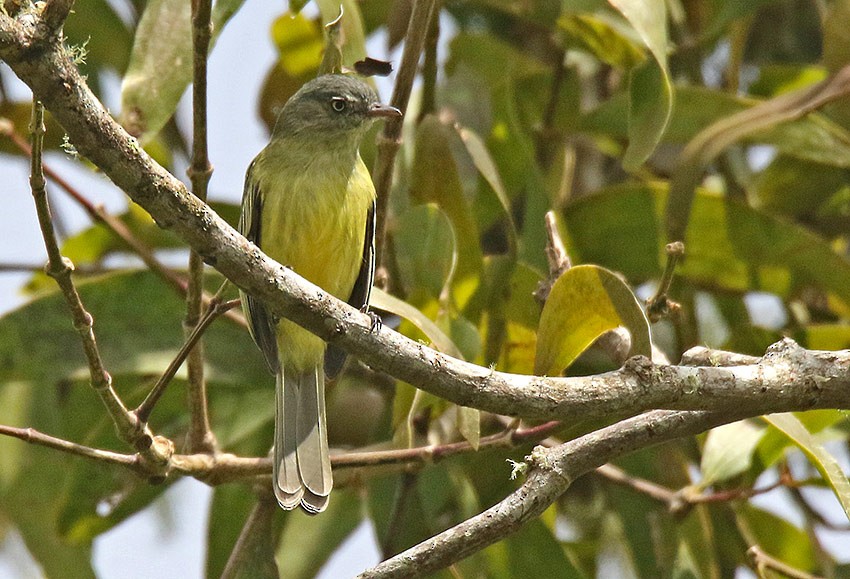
[646,240,684,322]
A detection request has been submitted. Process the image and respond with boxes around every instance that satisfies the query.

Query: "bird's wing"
[239,159,280,374]
[324,199,376,379]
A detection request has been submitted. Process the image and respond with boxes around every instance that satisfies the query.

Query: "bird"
[238,74,401,513]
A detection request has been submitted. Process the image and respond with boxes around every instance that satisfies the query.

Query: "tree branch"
[0,423,141,471]
[184,0,217,454]
[135,289,238,424]
[26,99,171,471]
[220,491,281,579]
[0,119,245,326]
[372,0,440,276]
[357,409,746,578]
[0,26,847,424]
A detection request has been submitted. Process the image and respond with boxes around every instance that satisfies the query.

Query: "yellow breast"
[255,152,375,369]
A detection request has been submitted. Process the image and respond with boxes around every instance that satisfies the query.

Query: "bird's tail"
[274,365,332,514]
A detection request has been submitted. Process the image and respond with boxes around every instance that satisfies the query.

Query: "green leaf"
[795,324,850,350]
[582,86,850,168]
[272,12,325,77]
[371,289,480,447]
[752,155,850,229]
[224,503,280,579]
[314,0,367,67]
[762,413,850,522]
[2,459,96,579]
[664,78,850,242]
[700,420,766,486]
[318,6,344,74]
[535,264,651,376]
[561,183,850,309]
[736,503,818,572]
[0,102,67,156]
[557,13,646,70]
[607,0,673,169]
[701,0,780,40]
[0,270,267,550]
[484,517,584,579]
[455,125,518,257]
[410,115,484,282]
[64,0,132,84]
[367,468,473,570]
[0,382,29,489]
[206,485,263,579]
[457,405,481,451]
[821,0,850,74]
[121,0,246,141]
[395,205,458,303]
[370,289,463,359]
[672,540,702,579]
[276,490,362,579]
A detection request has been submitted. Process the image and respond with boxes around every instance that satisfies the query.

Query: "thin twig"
[646,241,684,322]
[0,261,108,274]
[26,100,170,469]
[372,0,440,280]
[786,477,850,532]
[4,19,850,448]
[597,463,793,515]
[358,410,747,578]
[220,491,281,579]
[416,2,440,124]
[748,545,824,579]
[1,123,187,294]
[596,463,680,505]
[0,120,245,326]
[184,0,217,454]
[533,210,571,304]
[0,416,562,487]
[536,47,567,169]
[0,424,140,470]
[135,286,238,424]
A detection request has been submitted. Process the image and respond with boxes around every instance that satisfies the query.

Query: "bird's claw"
[361,306,382,333]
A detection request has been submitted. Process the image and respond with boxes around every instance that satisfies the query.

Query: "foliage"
[1,0,850,577]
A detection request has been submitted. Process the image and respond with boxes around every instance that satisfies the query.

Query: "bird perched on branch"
[239,74,401,513]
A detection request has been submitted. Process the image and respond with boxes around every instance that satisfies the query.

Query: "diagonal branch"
[135,290,239,424]
[0,120,245,326]
[357,409,747,578]
[0,16,849,427]
[25,100,171,472]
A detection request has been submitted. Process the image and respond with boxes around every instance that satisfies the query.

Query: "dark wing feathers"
[240,162,280,375]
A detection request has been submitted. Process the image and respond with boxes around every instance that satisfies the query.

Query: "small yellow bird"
[239,74,401,513]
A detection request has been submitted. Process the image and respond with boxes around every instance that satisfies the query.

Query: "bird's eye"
[331,98,347,112]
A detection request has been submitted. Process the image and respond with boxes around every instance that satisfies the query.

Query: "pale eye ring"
[331,98,347,112]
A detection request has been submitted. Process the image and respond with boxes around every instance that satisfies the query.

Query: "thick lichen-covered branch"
[0,21,847,427]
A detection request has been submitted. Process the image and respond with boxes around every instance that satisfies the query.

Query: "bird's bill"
[367,103,403,118]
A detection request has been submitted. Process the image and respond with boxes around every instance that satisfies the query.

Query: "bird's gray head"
[272,74,401,142]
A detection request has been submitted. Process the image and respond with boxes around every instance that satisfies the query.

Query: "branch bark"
[0,15,848,575]
[358,409,745,578]
[0,26,847,426]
